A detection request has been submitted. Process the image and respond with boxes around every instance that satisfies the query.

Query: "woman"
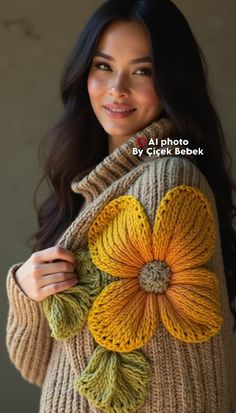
[6,0,236,412]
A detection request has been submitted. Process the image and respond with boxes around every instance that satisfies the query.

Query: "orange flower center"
[138,260,171,294]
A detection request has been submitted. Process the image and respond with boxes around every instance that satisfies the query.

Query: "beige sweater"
[6,119,236,412]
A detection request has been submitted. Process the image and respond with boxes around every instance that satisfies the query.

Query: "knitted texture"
[43,249,102,340]
[75,346,151,412]
[6,119,236,412]
[87,187,223,352]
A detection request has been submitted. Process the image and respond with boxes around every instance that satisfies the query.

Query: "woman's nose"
[109,75,130,98]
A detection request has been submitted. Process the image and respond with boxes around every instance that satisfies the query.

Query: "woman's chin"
[102,124,140,140]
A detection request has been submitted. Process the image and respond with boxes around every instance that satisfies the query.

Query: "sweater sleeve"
[6,263,53,386]
[127,155,236,412]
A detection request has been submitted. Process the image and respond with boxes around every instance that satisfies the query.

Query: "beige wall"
[0,1,235,411]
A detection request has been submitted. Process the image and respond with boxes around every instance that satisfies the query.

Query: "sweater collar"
[71,118,185,202]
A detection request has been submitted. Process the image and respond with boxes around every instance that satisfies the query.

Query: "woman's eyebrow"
[94,51,152,64]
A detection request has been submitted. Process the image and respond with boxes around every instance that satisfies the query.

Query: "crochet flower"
[87,185,223,352]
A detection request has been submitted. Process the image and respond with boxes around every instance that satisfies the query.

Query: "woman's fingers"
[31,246,76,267]
[31,261,76,278]
[38,271,78,287]
[14,246,78,302]
[40,277,78,299]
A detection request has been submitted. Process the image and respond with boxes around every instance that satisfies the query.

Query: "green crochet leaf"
[75,345,152,412]
[43,249,102,340]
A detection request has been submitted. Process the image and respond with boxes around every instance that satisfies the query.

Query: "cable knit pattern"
[6,119,236,412]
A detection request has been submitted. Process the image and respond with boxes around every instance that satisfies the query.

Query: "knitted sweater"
[6,119,236,413]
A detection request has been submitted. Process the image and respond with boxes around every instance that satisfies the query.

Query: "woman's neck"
[108,134,133,154]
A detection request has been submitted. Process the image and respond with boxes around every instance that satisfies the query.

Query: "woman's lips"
[104,106,136,119]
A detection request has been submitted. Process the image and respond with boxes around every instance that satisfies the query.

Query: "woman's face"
[87,20,162,144]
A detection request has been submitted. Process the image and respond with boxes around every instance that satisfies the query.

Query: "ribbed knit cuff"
[6,263,45,326]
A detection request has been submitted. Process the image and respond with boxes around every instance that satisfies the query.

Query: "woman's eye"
[94,62,110,71]
[93,62,152,76]
[135,67,152,76]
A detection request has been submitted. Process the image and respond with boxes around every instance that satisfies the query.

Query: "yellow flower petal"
[170,267,219,290]
[166,282,222,320]
[158,288,223,343]
[88,195,153,277]
[88,278,159,352]
[152,185,216,272]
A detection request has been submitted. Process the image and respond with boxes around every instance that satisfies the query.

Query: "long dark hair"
[28,0,236,328]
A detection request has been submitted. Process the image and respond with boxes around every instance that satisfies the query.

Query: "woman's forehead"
[96,20,152,57]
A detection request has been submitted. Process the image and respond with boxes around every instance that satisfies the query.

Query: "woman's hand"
[15,246,78,302]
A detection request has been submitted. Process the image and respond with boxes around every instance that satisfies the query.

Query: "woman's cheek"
[137,86,163,118]
[87,75,105,98]
[138,83,162,108]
